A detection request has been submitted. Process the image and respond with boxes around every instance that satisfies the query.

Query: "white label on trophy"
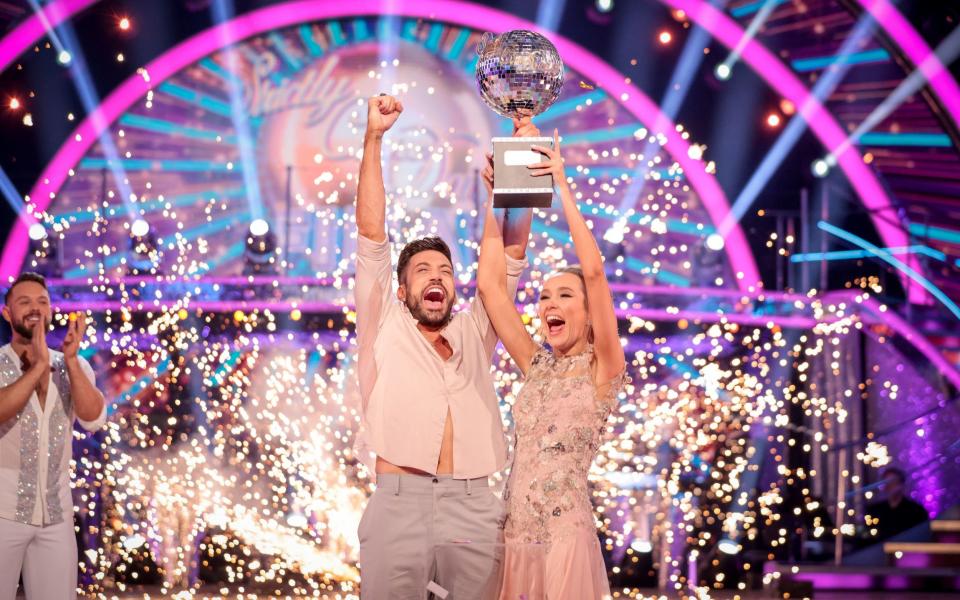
[503,150,543,166]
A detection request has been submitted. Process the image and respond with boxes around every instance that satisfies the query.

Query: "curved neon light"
[0,0,761,289]
[665,0,927,304]
[855,0,960,134]
[0,0,98,74]
[852,294,960,391]
[818,220,960,321]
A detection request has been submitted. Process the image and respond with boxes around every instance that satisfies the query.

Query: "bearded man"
[0,272,106,600]
[354,94,534,598]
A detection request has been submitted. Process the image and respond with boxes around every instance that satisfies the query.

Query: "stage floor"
[89,591,960,599]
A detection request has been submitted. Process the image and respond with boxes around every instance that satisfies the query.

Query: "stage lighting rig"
[27,223,63,277]
[244,219,278,275]
[128,218,161,275]
[706,233,725,251]
[811,158,831,178]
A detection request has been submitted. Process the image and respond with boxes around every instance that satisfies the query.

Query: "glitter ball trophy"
[476,30,565,208]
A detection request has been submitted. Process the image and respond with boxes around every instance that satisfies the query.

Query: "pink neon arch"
[7,1,956,138]
[666,0,928,304]
[855,0,960,134]
[1,1,949,303]
[0,0,762,289]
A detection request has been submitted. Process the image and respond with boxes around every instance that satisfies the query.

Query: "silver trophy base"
[491,136,554,208]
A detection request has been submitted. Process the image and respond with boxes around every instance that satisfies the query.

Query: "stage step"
[766,563,960,593]
[885,541,960,568]
[931,520,960,533]
[932,520,960,544]
[886,542,960,553]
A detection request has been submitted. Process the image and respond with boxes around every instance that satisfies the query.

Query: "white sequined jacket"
[0,344,105,526]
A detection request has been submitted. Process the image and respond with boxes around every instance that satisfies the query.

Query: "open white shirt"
[354,235,527,478]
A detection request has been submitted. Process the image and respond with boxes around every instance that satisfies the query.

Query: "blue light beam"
[609,0,727,240]
[29,0,139,221]
[0,165,35,228]
[825,25,960,163]
[716,0,779,80]
[536,0,567,32]
[211,0,266,222]
[818,220,960,320]
[719,13,878,236]
[790,245,946,263]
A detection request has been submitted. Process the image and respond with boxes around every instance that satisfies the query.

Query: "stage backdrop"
[12,12,740,290]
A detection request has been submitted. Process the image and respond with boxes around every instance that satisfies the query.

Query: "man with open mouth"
[0,272,107,599]
[353,93,535,599]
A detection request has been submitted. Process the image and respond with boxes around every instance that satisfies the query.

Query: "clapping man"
[0,272,106,600]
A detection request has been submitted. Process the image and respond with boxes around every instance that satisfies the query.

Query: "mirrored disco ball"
[476,30,565,119]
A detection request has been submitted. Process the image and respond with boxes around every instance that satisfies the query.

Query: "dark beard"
[405,294,453,329]
[12,315,46,339]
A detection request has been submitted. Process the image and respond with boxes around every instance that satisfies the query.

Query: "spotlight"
[596,0,614,13]
[766,112,782,128]
[244,219,278,275]
[286,511,308,529]
[249,218,270,237]
[811,158,830,178]
[658,30,673,45]
[27,223,61,277]
[630,538,653,553]
[131,218,150,238]
[28,223,47,241]
[129,219,160,275]
[8,97,20,110]
[706,233,725,251]
[714,63,732,81]
[718,539,741,555]
[119,16,131,31]
[57,50,72,65]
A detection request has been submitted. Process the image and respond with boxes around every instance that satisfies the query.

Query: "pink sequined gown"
[499,345,628,600]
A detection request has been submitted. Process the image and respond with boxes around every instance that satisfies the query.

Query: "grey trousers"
[358,473,504,600]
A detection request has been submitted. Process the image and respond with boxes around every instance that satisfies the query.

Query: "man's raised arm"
[357,95,403,243]
[355,95,403,405]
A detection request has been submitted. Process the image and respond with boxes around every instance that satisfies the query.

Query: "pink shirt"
[355,235,526,479]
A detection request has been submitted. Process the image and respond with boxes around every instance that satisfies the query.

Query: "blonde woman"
[478,130,628,599]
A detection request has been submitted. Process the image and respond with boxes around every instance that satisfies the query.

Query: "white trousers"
[0,517,77,600]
